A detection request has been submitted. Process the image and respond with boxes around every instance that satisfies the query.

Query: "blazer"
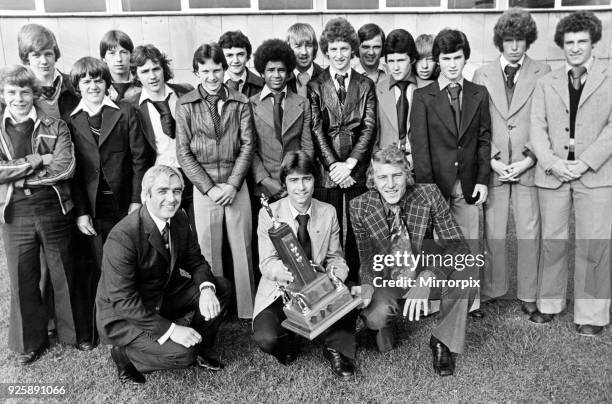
[473,56,551,187]
[530,59,612,189]
[241,69,265,98]
[375,75,418,149]
[96,206,216,346]
[126,82,194,152]
[410,80,492,204]
[286,62,324,94]
[309,68,377,187]
[349,185,471,286]
[250,90,314,197]
[68,101,154,218]
[253,197,348,319]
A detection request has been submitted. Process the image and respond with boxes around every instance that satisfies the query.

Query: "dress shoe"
[16,346,46,366]
[323,347,355,380]
[110,346,145,384]
[521,301,538,315]
[47,329,57,340]
[196,355,224,371]
[469,309,485,319]
[429,336,455,377]
[529,311,554,324]
[577,324,604,336]
[76,341,96,351]
[274,350,297,366]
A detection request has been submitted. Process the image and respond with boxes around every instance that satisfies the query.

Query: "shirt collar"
[565,56,595,75]
[438,75,464,91]
[146,204,170,233]
[389,72,417,89]
[198,85,228,102]
[71,96,119,117]
[500,54,525,70]
[329,65,352,84]
[354,62,387,75]
[294,64,315,80]
[139,84,175,105]
[4,106,37,125]
[288,199,312,219]
[260,85,287,101]
[224,69,247,84]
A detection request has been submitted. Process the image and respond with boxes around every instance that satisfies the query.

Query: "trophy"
[261,195,362,340]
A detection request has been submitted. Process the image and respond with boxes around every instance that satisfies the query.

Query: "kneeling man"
[96,165,231,384]
[350,146,478,376]
[253,151,357,380]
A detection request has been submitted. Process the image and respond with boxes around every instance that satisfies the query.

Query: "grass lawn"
[0,240,610,403]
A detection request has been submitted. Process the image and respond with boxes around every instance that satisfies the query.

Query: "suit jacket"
[96,206,216,346]
[287,62,324,94]
[473,55,551,187]
[349,185,471,286]
[530,59,612,189]
[253,197,348,319]
[309,68,377,187]
[250,90,314,197]
[68,101,154,217]
[126,82,194,152]
[410,80,492,204]
[375,75,418,149]
[241,69,265,98]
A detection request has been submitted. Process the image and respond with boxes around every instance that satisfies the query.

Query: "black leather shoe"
[275,350,297,366]
[529,311,554,324]
[76,341,96,351]
[323,347,355,380]
[16,346,46,366]
[110,346,145,384]
[577,324,603,336]
[47,329,57,340]
[469,309,485,319]
[429,336,455,377]
[521,302,538,315]
[196,355,224,371]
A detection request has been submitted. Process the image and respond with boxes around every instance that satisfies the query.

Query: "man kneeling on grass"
[96,165,232,384]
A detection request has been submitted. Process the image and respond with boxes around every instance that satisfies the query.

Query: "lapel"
[342,69,360,121]
[169,216,178,274]
[377,79,398,132]
[308,199,326,261]
[578,59,606,109]
[550,67,570,111]
[363,192,390,243]
[458,80,480,139]
[138,102,157,150]
[486,59,509,119]
[282,91,302,135]
[253,96,275,131]
[320,69,343,121]
[508,56,540,118]
[99,106,122,146]
[141,207,170,264]
[72,111,99,148]
[430,82,458,136]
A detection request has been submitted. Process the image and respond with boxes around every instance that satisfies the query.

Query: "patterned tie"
[503,64,520,89]
[227,79,241,92]
[296,214,312,261]
[272,92,284,144]
[388,205,415,282]
[297,72,310,98]
[395,81,409,141]
[41,75,61,99]
[151,98,176,139]
[204,93,222,140]
[161,222,170,252]
[570,66,587,90]
[335,73,347,105]
[447,84,462,132]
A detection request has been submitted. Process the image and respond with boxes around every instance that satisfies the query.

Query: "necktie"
[570,66,587,90]
[297,72,310,98]
[503,64,520,89]
[335,73,347,105]
[161,222,170,251]
[227,79,241,92]
[112,82,131,101]
[272,92,284,143]
[151,98,176,139]
[204,93,221,140]
[388,205,415,280]
[447,84,462,132]
[88,112,103,142]
[395,81,409,141]
[41,76,61,99]
[296,214,312,261]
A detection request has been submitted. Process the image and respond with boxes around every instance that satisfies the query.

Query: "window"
[327,0,377,9]
[189,0,250,7]
[259,0,312,9]
[122,0,181,11]
[387,0,441,6]
[0,0,35,10]
[448,0,495,8]
[44,0,106,12]
[509,0,554,7]
[561,0,610,5]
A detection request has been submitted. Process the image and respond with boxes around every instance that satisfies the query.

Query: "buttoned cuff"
[157,322,176,345]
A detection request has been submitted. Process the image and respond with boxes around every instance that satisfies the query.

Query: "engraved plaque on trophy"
[261,195,363,340]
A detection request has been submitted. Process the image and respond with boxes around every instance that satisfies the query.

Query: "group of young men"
[0,7,609,385]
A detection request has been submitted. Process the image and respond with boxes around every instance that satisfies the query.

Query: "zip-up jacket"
[0,110,75,222]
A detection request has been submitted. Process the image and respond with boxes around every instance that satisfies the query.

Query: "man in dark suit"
[219,30,264,97]
[126,44,195,223]
[309,17,377,282]
[285,23,324,97]
[350,146,478,376]
[96,165,232,384]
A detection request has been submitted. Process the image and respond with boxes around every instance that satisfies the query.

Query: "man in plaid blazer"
[349,146,478,376]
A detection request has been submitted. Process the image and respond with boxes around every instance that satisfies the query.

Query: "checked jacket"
[349,184,471,285]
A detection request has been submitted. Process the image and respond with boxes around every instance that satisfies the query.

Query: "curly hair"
[554,11,602,48]
[0,65,42,99]
[218,30,253,59]
[286,23,319,60]
[366,145,414,190]
[493,8,538,51]
[253,39,297,76]
[18,24,61,64]
[432,29,471,62]
[319,17,359,56]
[131,44,174,84]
